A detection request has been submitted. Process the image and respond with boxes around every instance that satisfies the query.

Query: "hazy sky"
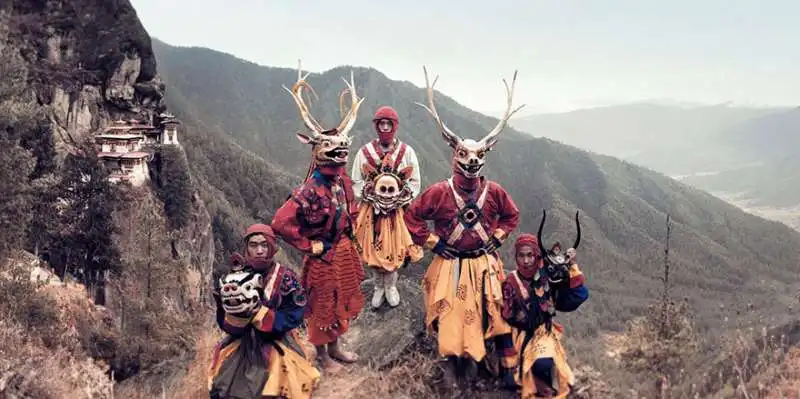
[130,0,800,114]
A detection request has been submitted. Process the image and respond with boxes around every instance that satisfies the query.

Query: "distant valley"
[512,104,800,232]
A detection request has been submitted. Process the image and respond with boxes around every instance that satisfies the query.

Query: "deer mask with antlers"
[415,67,525,179]
[284,61,365,167]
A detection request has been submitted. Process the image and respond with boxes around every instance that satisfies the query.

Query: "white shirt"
[350,139,422,200]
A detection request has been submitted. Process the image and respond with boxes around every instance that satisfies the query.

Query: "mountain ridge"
[151,38,800,341]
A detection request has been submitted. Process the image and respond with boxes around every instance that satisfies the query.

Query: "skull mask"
[536,209,581,285]
[219,269,264,314]
[416,66,525,179]
[284,60,365,168]
[361,155,414,215]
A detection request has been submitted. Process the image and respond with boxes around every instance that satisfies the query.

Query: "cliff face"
[0,0,214,294]
[1,0,161,150]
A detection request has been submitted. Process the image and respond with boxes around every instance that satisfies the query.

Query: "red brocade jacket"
[271,169,359,263]
[404,176,520,251]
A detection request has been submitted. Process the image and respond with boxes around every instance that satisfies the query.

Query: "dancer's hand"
[482,236,503,254]
[432,239,458,260]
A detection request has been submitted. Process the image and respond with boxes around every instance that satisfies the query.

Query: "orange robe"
[271,169,365,346]
[501,266,589,398]
[404,175,520,361]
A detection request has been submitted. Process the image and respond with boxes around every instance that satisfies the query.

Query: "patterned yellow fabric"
[355,204,424,272]
[421,253,511,361]
[207,338,321,399]
[514,324,575,399]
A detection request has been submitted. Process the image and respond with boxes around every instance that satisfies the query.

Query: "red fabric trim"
[393,143,407,170]
[255,310,276,332]
[362,145,378,168]
[569,273,585,289]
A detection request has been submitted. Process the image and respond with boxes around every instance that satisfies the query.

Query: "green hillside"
[151,39,800,338]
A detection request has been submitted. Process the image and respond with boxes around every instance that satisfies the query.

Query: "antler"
[479,71,526,149]
[283,60,324,135]
[336,70,365,136]
[414,66,461,148]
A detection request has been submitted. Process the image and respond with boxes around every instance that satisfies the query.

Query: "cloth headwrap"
[515,233,540,256]
[243,223,277,270]
[515,233,541,278]
[373,106,399,144]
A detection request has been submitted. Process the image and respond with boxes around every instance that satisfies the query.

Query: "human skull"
[375,174,400,200]
[219,270,264,314]
[363,172,412,215]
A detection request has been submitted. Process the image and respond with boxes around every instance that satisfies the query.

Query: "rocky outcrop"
[0,0,213,288]
[1,0,164,148]
[173,191,215,302]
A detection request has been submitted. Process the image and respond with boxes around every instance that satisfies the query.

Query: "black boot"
[441,356,459,390]
[500,367,520,390]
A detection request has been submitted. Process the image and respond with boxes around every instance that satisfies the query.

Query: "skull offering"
[536,209,581,285]
[219,269,264,314]
[361,155,414,215]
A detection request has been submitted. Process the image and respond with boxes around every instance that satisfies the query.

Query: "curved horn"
[536,209,548,257]
[572,210,581,250]
[414,66,462,149]
[282,60,324,136]
[336,69,366,136]
[478,70,526,150]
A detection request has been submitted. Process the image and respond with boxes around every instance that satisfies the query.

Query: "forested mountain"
[151,39,800,338]
[2,1,798,395]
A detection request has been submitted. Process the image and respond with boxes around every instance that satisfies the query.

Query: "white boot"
[371,269,385,309]
[384,270,400,307]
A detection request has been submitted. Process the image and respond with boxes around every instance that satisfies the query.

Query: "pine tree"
[0,135,35,259]
[55,145,121,294]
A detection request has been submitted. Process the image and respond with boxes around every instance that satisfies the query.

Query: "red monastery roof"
[98,151,151,159]
[95,134,143,140]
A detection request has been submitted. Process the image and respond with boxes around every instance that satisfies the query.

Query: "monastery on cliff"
[94,112,180,186]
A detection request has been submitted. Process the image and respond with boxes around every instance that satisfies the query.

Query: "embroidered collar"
[312,169,338,186]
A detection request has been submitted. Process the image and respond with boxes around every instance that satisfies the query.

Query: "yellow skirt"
[208,335,321,398]
[421,253,511,361]
[513,324,575,399]
[354,204,423,272]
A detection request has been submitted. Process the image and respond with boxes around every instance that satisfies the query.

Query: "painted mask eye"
[457,149,467,158]
[477,151,485,159]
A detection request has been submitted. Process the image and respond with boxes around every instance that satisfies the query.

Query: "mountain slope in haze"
[511,103,783,175]
[682,108,800,210]
[151,39,800,340]
[716,107,800,162]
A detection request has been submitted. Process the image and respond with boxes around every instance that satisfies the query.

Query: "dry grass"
[0,319,113,398]
[314,350,439,399]
[168,324,222,399]
[0,274,115,399]
[710,325,799,399]
[763,347,800,398]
